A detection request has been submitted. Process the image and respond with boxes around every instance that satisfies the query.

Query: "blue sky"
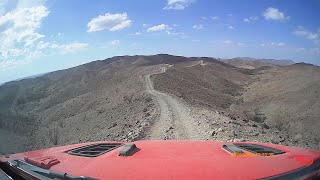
[0,0,319,83]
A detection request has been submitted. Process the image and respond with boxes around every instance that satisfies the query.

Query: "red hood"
[1,141,320,180]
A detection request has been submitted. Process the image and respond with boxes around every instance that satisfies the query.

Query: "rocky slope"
[223,57,295,69]
[153,58,320,150]
[0,54,319,154]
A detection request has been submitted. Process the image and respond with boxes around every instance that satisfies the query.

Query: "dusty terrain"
[223,57,294,69]
[143,66,210,140]
[153,59,320,150]
[0,54,319,155]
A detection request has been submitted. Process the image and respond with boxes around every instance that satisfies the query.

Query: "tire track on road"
[143,66,207,140]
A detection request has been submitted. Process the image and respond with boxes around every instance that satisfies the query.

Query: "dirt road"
[144,66,208,140]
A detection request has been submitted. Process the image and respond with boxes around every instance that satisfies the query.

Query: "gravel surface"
[143,66,209,140]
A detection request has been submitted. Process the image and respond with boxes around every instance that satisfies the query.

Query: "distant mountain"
[223,57,295,69]
[1,73,47,87]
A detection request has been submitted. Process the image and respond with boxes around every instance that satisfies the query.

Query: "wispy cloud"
[220,40,246,47]
[210,16,219,20]
[0,0,90,70]
[223,40,233,44]
[128,32,142,36]
[293,26,320,44]
[147,24,172,32]
[0,2,49,70]
[228,25,235,30]
[193,24,204,30]
[163,0,195,10]
[109,40,120,46]
[129,42,140,47]
[263,7,289,21]
[260,42,286,47]
[50,42,88,54]
[87,12,132,32]
[243,16,258,23]
[0,5,49,55]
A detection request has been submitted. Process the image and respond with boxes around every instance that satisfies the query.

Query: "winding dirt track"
[144,66,207,140]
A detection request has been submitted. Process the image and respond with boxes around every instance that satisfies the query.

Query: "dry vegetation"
[0,54,319,154]
[153,60,320,150]
[0,55,163,154]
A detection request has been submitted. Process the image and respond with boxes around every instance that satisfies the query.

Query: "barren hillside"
[223,57,294,69]
[0,54,319,155]
[153,59,320,150]
[231,63,320,148]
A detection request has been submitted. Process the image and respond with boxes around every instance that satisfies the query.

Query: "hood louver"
[68,143,123,157]
[234,143,285,155]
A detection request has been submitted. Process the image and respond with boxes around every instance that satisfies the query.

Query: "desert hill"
[0,54,319,154]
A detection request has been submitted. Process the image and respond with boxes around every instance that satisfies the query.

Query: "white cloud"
[0,4,49,70]
[310,48,320,56]
[163,0,195,10]
[0,1,89,70]
[129,42,140,47]
[0,5,49,49]
[223,40,233,44]
[110,40,120,46]
[211,16,219,20]
[87,12,132,32]
[200,16,207,20]
[221,40,246,47]
[0,0,8,16]
[50,42,88,54]
[260,42,286,47]
[294,47,320,56]
[228,25,235,30]
[270,42,284,46]
[165,31,189,39]
[0,58,31,71]
[37,41,50,49]
[293,26,320,44]
[193,24,204,30]
[147,24,172,32]
[236,42,246,47]
[243,16,258,23]
[263,7,289,21]
[128,32,142,36]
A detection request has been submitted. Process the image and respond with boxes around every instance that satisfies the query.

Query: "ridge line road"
[143,66,209,140]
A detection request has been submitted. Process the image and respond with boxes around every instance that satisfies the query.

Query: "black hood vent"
[68,143,123,157]
[234,143,285,155]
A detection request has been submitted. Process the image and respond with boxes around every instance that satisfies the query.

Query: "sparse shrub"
[253,108,266,123]
[58,120,64,128]
[314,136,320,144]
[0,109,35,134]
[48,127,59,145]
[235,97,244,105]
[123,94,134,103]
[179,92,186,99]
[16,98,26,105]
[97,107,104,114]
[145,97,152,103]
[269,108,290,131]
[231,90,242,97]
